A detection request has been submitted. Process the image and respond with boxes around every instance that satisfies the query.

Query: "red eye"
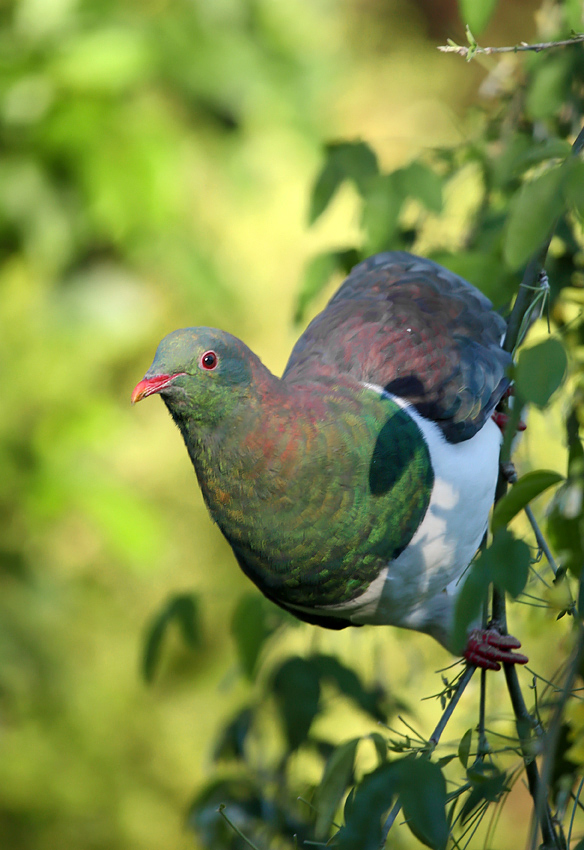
[201,350,218,370]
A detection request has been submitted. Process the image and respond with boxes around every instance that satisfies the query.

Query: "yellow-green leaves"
[492,470,564,533]
[515,338,568,407]
[457,0,499,36]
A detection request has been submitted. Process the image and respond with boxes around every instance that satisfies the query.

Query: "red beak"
[132,374,178,404]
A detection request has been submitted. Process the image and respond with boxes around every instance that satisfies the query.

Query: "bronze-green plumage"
[133,252,529,668]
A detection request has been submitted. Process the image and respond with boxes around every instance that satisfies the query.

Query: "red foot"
[492,411,527,434]
[463,628,529,671]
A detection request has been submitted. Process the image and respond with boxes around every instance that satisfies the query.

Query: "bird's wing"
[283,252,512,443]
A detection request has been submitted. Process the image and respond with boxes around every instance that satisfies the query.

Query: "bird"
[132,251,528,670]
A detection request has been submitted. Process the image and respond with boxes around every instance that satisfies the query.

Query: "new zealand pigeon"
[133,252,528,670]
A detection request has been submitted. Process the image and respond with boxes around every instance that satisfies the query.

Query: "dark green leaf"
[231,594,283,680]
[309,141,378,223]
[452,553,492,654]
[213,707,253,762]
[336,762,397,850]
[309,159,343,225]
[314,737,360,838]
[461,763,507,823]
[489,529,531,599]
[369,732,388,764]
[142,592,201,683]
[548,490,584,578]
[503,166,566,269]
[398,757,448,850]
[458,729,473,769]
[515,337,568,408]
[457,0,498,34]
[312,653,387,721]
[272,657,321,750]
[492,470,564,532]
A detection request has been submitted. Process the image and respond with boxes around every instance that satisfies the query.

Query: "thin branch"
[217,804,262,850]
[524,504,560,577]
[528,620,584,850]
[438,33,584,58]
[379,665,476,847]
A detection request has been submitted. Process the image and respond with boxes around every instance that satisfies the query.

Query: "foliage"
[3,0,584,849]
[181,3,584,849]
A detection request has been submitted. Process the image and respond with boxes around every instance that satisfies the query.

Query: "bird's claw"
[463,627,528,671]
[491,410,527,433]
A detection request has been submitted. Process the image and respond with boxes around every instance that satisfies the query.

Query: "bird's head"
[132,328,269,427]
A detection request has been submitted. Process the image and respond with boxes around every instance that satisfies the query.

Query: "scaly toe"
[463,628,529,671]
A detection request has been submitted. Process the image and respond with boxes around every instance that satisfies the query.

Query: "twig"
[217,803,262,850]
[528,620,584,850]
[524,504,559,577]
[378,665,476,847]
[485,122,584,850]
[438,33,584,58]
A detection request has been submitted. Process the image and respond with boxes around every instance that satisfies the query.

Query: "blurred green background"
[1,0,573,848]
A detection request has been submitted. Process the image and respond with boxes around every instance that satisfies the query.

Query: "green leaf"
[461,763,507,823]
[457,0,499,35]
[142,593,201,683]
[503,166,566,269]
[398,757,448,850]
[492,470,564,532]
[458,729,473,769]
[336,762,398,850]
[397,161,443,212]
[452,553,491,654]
[489,529,531,600]
[526,54,572,122]
[515,337,568,408]
[309,141,378,223]
[272,657,321,750]
[361,173,403,253]
[213,707,253,762]
[312,653,387,721]
[231,594,282,680]
[294,248,360,323]
[314,738,360,838]
[369,732,388,764]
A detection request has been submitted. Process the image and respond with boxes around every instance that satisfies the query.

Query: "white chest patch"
[314,386,502,650]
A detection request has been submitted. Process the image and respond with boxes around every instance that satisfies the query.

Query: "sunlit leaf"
[492,470,564,532]
[503,165,566,269]
[515,338,568,408]
[526,54,572,122]
[397,161,443,212]
[309,141,378,223]
[361,173,403,253]
[457,0,498,35]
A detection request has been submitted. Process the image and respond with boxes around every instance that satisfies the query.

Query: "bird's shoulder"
[283,251,512,442]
